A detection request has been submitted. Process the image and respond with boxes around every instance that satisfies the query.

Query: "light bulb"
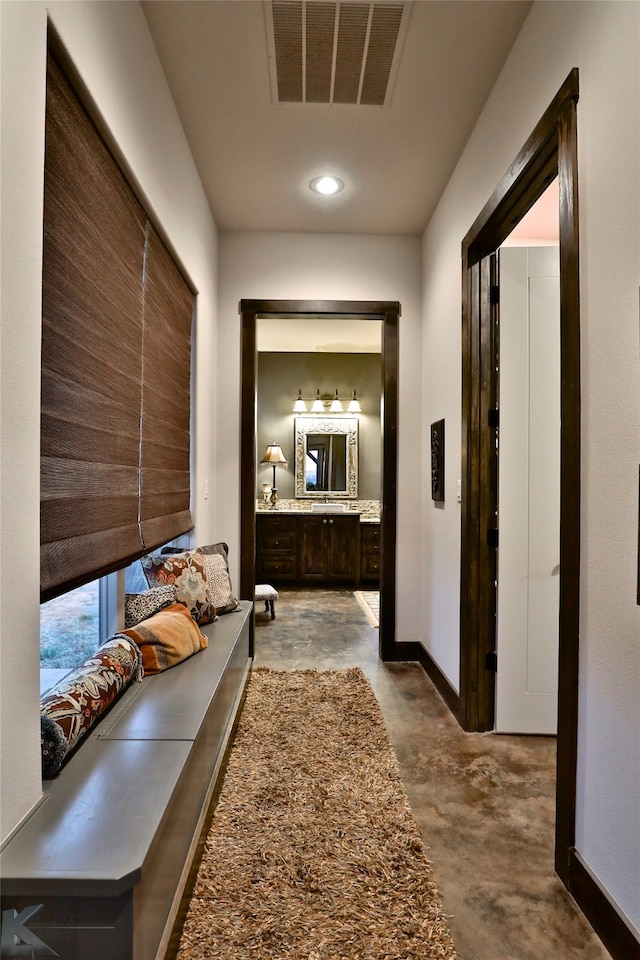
[309,175,344,196]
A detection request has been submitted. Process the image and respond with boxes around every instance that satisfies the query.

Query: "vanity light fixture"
[293,389,307,413]
[292,389,362,414]
[309,175,344,196]
[347,390,362,413]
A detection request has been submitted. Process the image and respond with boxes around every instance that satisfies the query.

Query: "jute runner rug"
[177,668,458,959]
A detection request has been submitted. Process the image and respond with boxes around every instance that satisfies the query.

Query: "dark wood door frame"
[459,69,581,887]
[240,299,411,663]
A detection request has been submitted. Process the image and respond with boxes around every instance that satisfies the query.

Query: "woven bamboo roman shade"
[41,54,193,602]
[139,224,193,552]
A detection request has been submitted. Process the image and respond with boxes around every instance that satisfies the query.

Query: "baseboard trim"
[568,849,640,960]
[383,640,423,662]
[415,644,460,719]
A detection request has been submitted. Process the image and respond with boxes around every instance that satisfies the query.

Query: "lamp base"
[269,487,279,507]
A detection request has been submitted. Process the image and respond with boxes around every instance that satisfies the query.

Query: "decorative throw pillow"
[124,584,178,628]
[121,602,207,675]
[40,636,142,778]
[160,542,241,615]
[200,551,242,614]
[141,552,216,624]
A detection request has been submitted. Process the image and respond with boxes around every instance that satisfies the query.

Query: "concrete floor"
[253,588,611,960]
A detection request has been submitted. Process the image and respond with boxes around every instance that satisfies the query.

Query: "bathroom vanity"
[255,509,380,587]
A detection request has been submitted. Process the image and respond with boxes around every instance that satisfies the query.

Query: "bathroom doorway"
[239,299,409,662]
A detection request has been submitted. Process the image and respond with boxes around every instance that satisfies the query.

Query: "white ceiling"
[142,0,533,236]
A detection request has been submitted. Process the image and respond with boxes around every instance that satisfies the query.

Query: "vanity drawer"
[259,529,296,553]
[256,515,296,553]
[361,524,380,549]
[360,523,381,585]
[361,553,381,580]
[257,555,297,579]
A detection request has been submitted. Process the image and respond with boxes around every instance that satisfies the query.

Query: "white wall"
[421,0,639,930]
[217,232,423,641]
[0,0,219,844]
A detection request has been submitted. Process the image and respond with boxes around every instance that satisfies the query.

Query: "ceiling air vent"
[266,1,411,106]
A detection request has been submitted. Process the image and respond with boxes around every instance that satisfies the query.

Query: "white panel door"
[495,246,560,734]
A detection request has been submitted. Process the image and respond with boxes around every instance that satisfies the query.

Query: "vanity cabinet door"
[298,515,360,583]
[298,517,325,579]
[327,516,360,579]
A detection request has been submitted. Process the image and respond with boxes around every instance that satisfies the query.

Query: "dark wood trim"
[459,69,581,888]
[240,299,390,317]
[477,253,499,731]
[554,91,581,884]
[239,299,400,659]
[240,304,257,657]
[385,641,423,663]
[568,851,640,960]
[415,645,461,719]
[379,304,399,660]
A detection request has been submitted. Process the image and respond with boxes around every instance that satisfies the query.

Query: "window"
[41,580,100,669]
[40,572,119,694]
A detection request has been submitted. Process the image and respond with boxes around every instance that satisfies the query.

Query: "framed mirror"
[294,417,358,498]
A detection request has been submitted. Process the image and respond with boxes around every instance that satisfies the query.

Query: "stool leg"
[264,600,270,614]
[269,599,275,620]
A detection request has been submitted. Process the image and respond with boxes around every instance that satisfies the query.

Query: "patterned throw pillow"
[40,636,142,778]
[141,552,216,625]
[124,584,177,628]
[159,543,241,615]
[200,552,241,615]
[121,602,207,675]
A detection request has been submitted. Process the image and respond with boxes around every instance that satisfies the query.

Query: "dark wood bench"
[0,603,252,960]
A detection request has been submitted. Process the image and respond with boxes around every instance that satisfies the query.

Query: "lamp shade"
[329,389,343,412]
[347,390,361,413]
[261,443,288,465]
[293,389,307,413]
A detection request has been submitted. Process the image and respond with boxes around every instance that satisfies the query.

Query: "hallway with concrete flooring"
[253,589,611,960]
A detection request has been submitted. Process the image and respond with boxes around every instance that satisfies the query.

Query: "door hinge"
[485,651,498,672]
[490,283,500,305]
[487,527,499,549]
[488,407,499,429]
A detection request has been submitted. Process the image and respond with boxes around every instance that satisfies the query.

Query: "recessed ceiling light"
[309,175,344,196]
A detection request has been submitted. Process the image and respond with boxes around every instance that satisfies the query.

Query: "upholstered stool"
[254,584,278,620]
